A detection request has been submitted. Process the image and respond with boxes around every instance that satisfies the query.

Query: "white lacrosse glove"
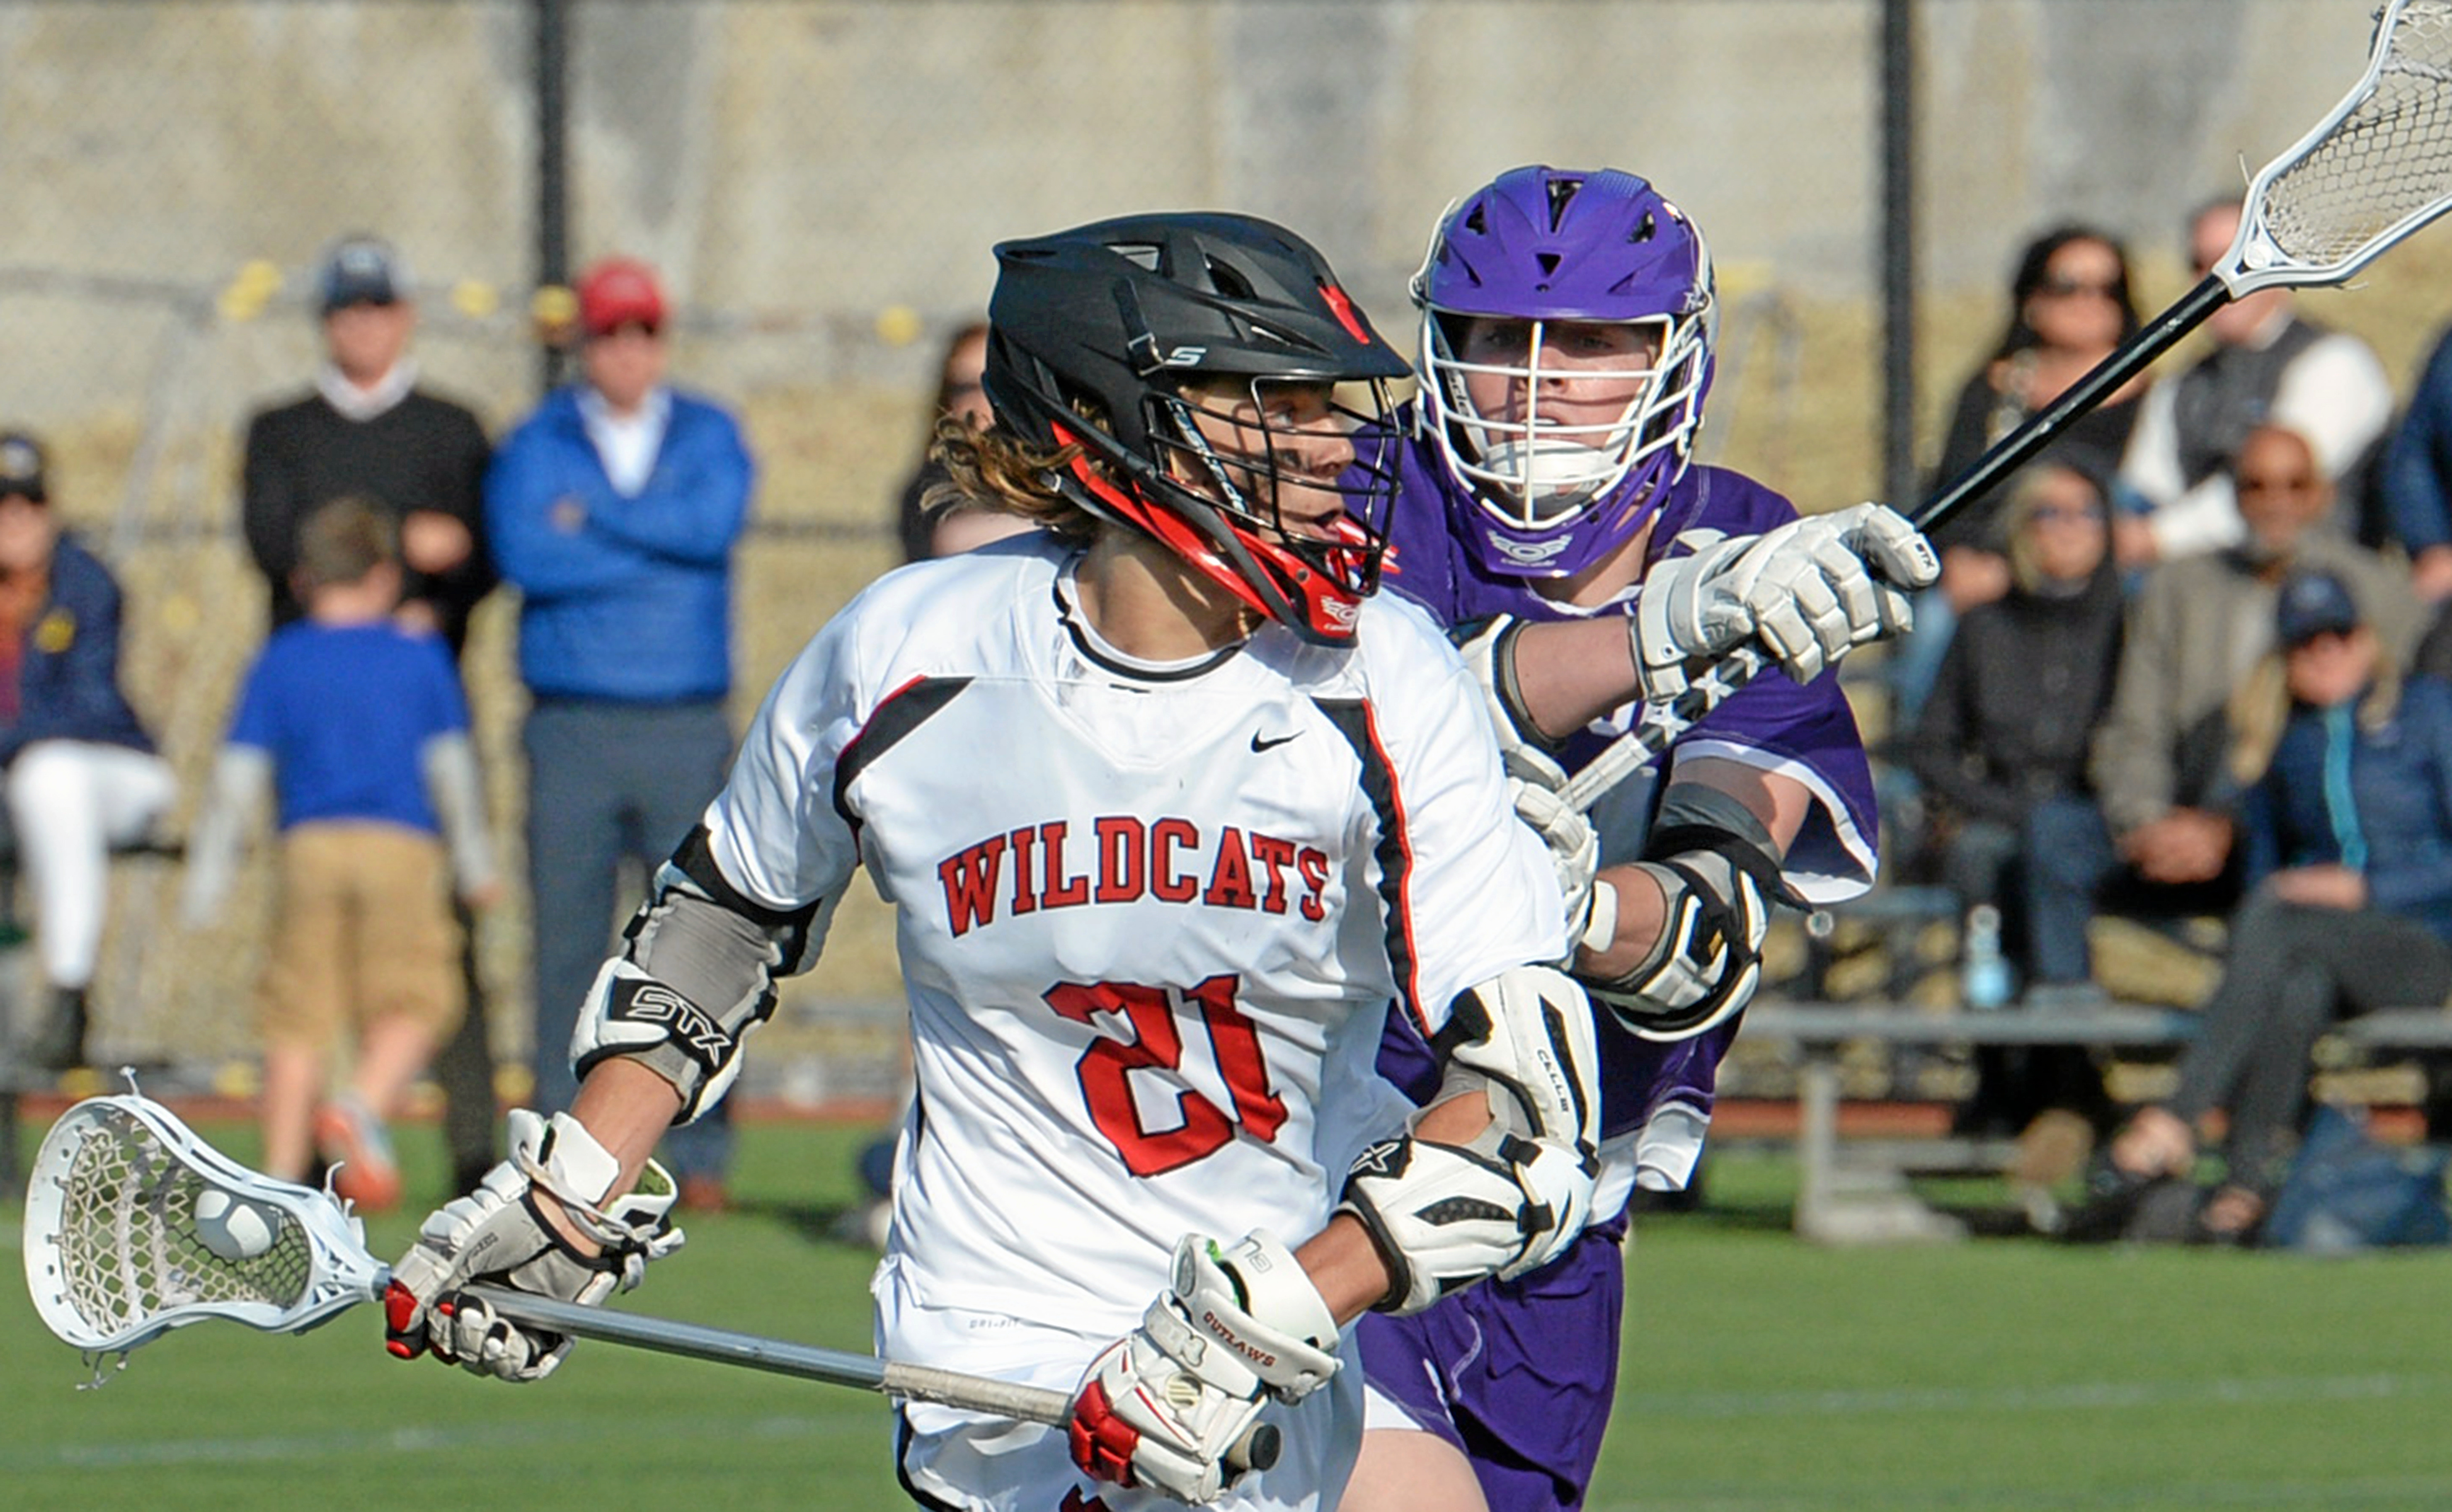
[383,1109,683,1383]
[1069,1230,1339,1504]
[1633,502,1939,701]
[1340,966,1602,1310]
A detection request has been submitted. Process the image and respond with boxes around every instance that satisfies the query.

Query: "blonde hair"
[2000,459,2107,594]
[925,413,1102,543]
[2225,628,2399,788]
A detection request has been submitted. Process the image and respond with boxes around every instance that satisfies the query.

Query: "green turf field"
[8,1120,2452,1511]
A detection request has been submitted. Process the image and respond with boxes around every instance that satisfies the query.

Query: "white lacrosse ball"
[193,1188,283,1262]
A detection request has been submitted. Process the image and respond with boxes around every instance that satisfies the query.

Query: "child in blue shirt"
[184,495,499,1210]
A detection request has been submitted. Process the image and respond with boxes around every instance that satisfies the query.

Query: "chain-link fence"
[4,0,2449,1099]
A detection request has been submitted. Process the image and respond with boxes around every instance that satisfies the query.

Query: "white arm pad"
[1451,615,1554,761]
[1433,965,1602,1155]
[1452,617,1612,950]
[571,856,809,1124]
[1583,780,1795,1042]
[1336,1124,1596,1313]
[1502,751,1610,959]
[571,956,771,1125]
[1586,846,1774,1043]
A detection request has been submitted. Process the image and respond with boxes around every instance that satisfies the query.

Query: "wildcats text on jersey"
[937,815,1331,936]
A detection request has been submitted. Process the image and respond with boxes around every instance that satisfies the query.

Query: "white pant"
[8,740,175,988]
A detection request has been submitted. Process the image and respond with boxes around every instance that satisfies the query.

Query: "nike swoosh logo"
[1250,731,1301,753]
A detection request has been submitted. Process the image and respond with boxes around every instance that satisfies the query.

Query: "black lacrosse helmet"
[982,212,1411,643]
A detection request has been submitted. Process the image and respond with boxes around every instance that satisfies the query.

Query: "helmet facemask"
[1408,165,1720,580]
[983,211,1415,640]
[1423,309,1709,525]
[1131,373,1405,640]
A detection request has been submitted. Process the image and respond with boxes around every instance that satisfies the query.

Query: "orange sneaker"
[314,1095,402,1213]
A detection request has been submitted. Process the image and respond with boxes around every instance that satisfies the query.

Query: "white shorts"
[876,1258,1363,1511]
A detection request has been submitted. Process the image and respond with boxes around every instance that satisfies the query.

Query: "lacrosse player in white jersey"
[380,212,1609,1511]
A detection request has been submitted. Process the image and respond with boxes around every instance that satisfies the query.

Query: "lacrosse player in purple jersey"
[1346,166,1938,1511]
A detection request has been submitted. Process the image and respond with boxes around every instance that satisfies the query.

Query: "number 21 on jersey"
[1046,974,1286,1176]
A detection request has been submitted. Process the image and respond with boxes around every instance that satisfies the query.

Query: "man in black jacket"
[238,235,499,1192]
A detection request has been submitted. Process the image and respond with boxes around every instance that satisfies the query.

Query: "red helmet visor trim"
[1051,423,1370,642]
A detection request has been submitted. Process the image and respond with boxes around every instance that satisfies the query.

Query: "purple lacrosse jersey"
[1356,430,1886,1509]
[1375,432,1882,1195]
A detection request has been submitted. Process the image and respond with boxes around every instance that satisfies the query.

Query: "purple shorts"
[1356,1220,1626,1512]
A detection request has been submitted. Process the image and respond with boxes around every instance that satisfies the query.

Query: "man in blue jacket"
[486,258,754,1208]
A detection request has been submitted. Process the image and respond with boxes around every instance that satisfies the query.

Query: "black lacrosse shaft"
[1561,272,2237,807]
[1915,273,2229,532]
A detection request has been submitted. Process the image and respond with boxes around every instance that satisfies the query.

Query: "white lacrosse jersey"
[702,536,1564,1346]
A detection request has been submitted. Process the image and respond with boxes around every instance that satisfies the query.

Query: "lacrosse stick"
[1559,0,2452,812]
[21,1087,1280,1473]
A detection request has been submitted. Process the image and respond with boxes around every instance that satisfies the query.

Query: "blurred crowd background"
[4,0,2447,1110]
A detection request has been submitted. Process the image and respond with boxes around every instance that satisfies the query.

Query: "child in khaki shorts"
[183,496,500,1210]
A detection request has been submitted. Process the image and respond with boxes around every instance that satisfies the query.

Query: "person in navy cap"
[0,431,176,1070]
[237,233,501,1193]
[2088,565,2452,1242]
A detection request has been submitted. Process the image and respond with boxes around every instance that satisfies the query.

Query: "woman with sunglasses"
[1897,457,2127,1200]
[1893,228,2146,718]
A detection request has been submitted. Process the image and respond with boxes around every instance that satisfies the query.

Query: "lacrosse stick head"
[23,1090,387,1357]
[2217,0,2452,292]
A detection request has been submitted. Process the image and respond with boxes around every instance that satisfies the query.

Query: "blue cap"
[2276,568,2363,646]
[316,235,407,314]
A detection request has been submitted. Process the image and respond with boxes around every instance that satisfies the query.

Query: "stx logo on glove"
[608,981,734,1074]
[1347,1137,1408,1180]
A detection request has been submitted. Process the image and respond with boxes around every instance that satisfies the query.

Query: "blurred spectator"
[2383,320,2452,604]
[0,433,176,1071]
[1930,226,2146,552]
[1897,458,2124,1141]
[2116,197,2395,569]
[241,236,496,656]
[2090,569,2452,1244]
[238,232,502,1194]
[2059,424,2420,995]
[926,492,1039,558]
[486,255,754,1211]
[1891,228,2145,720]
[181,499,501,1209]
[893,320,992,562]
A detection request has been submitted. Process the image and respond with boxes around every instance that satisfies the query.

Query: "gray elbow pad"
[570,826,830,1123]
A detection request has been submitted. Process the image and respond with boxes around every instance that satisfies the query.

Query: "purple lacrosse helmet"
[1412,166,1717,579]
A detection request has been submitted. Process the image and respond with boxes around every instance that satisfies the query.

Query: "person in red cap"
[486,254,756,1210]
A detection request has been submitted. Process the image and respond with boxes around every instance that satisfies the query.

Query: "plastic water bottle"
[1961,903,2012,1011]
